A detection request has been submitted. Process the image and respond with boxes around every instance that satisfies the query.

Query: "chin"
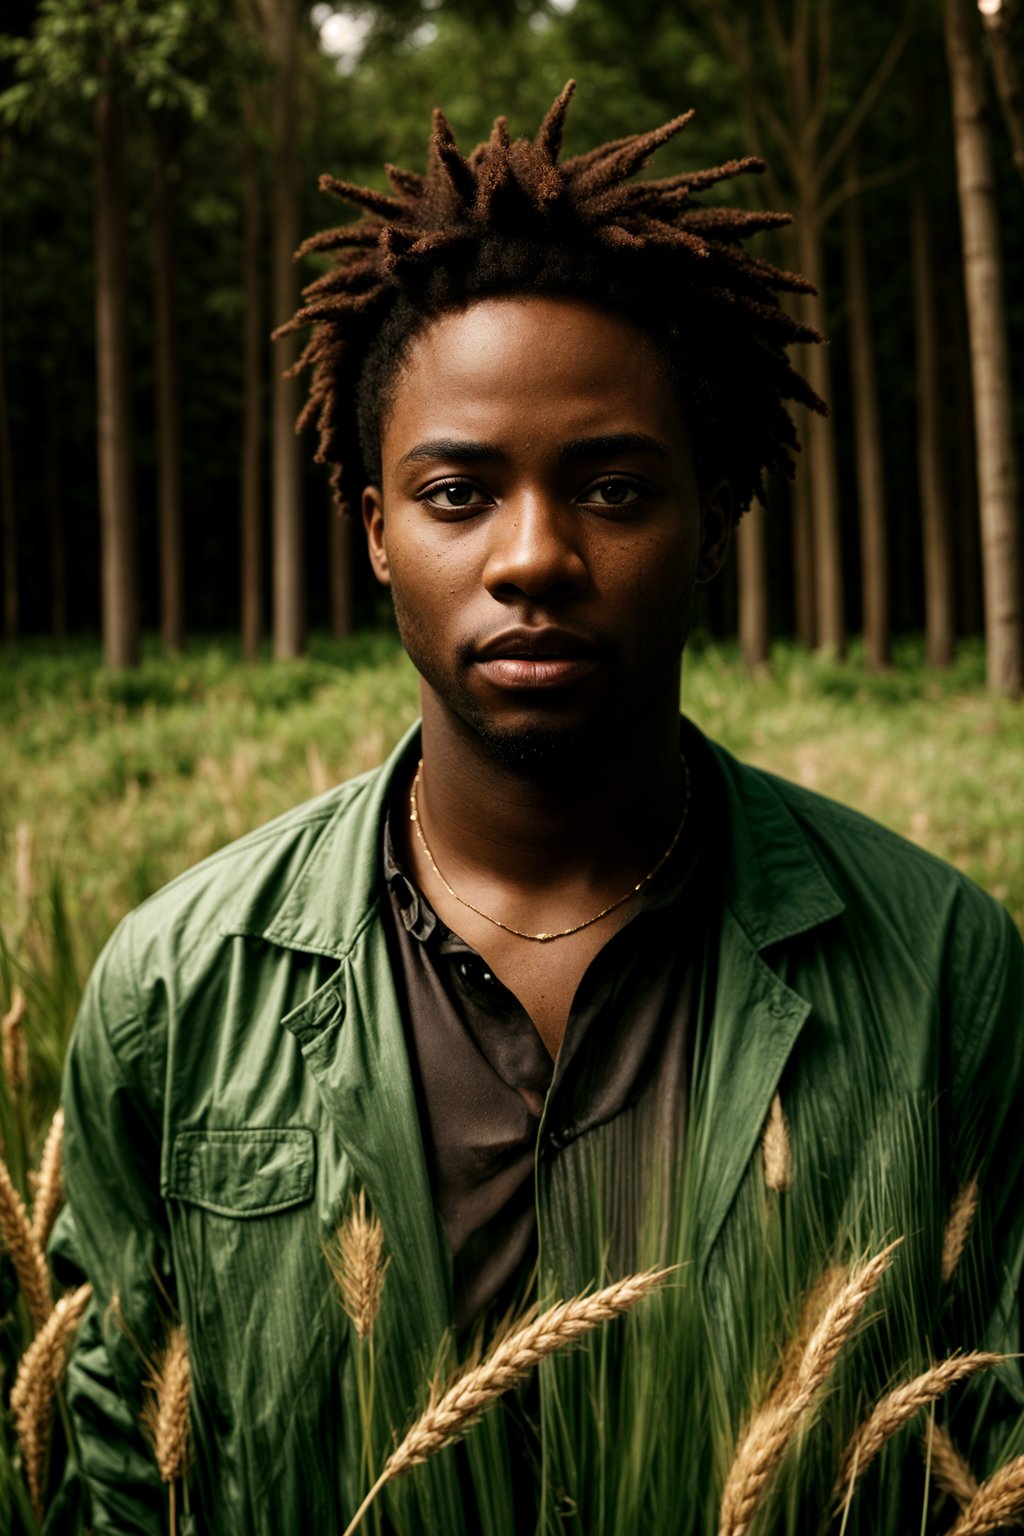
[467,707,617,777]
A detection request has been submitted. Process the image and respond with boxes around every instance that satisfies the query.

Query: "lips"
[475,627,600,661]
[473,627,601,690]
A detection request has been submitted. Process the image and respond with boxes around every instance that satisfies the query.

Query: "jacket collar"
[707,738,845,947]
[221,719,844,959]
[219,721,422,958]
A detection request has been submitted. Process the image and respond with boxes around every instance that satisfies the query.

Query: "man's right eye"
[421,481,489,512]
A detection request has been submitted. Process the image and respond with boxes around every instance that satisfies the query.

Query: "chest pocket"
[168,1127,316,1217]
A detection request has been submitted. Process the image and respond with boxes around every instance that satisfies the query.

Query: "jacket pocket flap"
[168,1128,315,1218]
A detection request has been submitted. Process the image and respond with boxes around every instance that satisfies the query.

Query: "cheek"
[385,519,483,606]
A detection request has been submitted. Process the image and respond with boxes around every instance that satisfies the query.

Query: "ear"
[361,485,391,588]
[696,480,733,583]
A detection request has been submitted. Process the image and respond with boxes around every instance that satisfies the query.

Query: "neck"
[415,688,687,894]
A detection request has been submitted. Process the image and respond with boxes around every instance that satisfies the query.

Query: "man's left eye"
[583,480,641,507]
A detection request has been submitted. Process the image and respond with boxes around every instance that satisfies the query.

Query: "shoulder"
[138,766,378,932]
[710,740,1020,1009]
[88,759,388,1010]
[729,743,1011,931]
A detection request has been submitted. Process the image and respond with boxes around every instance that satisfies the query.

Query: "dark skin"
[362,295,730,1056]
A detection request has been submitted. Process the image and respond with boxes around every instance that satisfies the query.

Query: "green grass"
[0,628,1021,1533]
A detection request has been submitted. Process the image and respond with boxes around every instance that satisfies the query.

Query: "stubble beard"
[390,582,696,779]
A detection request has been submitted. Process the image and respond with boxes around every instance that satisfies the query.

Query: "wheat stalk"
[0,1155,53,1330]
[942,1176,980,1283]
[325,1189,389,1340]
[1,984,27,1094]
[762,1092,792,1194]
[142,1324,191,1485]
[11,1283,92,1521]
[717,1240,901,1536]
[15,821,35,924]
[834,1352,1001,1506]
[341,1266,672,1536]
[922,1421,979,1511]
[946,1454,1024,1534]
[30,1108,64,1250]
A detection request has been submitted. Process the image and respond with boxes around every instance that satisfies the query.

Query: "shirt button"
[768,994,787,1019]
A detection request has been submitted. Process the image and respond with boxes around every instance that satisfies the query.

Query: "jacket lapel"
[268,726,469,1528]
[694,742,845,1274]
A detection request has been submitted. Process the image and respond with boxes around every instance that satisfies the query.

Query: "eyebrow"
[396,431,672,470]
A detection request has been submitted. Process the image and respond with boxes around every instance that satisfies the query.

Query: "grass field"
[0,630,1022,1533]
[1,629,1021,1119]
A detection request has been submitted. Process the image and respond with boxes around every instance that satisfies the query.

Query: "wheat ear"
[325,1188,389,1340]
[142,1324,191,1485]
[342,1266,672,1536]
[922,1421,979,1510]
[0,1155,53,1329]
[1,985,27,1094]
[31,1108,64,1250]
[834,1352,1002,1506]
[946,1454,1024,1535]
[717,1240,901,1536]
[942,1177,980,1283]
[11,1283,92,1521]
[762,1092,792,1194]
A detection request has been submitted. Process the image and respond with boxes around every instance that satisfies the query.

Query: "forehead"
[380,295,688,458]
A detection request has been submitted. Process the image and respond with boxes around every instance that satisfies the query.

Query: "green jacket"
[57,723,1024,1535]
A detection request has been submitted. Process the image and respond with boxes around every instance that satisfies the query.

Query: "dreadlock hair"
[277,80,826,521]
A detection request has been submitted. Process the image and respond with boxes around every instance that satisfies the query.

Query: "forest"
[1,1,1024,1533]
[0,0,1021,688]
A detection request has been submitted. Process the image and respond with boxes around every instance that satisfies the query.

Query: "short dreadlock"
[278,80,826,520]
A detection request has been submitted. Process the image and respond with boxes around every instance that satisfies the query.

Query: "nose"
[481,494,588,602]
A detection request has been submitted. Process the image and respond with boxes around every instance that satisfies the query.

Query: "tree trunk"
[268,0,304,659]
[240,84,264,662]
[153,138,184,652]
[949,280,983,636]
[328,500,354,639]
[791,467,816,647]
[945,0,1022,695]
[95,91,139,669]
[843,149,889,669]
[0,143,15,645]
[909,94,955,669]
[44,381,67,640]
[796,206,846,658]
[737,502,769,669]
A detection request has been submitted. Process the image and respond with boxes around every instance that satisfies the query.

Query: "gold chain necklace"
[408,753,690,943]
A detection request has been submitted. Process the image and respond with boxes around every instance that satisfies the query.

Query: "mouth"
[473,627,602,691]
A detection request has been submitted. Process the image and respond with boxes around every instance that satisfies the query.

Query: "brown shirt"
[381,730,720,1327]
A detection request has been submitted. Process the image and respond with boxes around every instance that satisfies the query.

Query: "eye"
[421,480,490,513]
[580,478,643,508]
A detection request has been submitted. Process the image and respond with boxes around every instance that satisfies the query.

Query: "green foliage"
[0,0,228,127]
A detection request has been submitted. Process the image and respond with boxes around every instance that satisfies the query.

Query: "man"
[58,85,1023,1535]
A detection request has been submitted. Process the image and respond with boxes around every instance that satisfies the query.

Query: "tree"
[93,80,138,667]
[737,506,770,670]
[254,0,305,660]
[843,146,890,669]
[910,70,954,668]
[946,0,1022,695]
[0,0,213,667]
[240,77,265,661]
[695,0,914,659]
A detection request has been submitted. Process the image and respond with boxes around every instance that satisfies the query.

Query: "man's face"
[362,294,729,769]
